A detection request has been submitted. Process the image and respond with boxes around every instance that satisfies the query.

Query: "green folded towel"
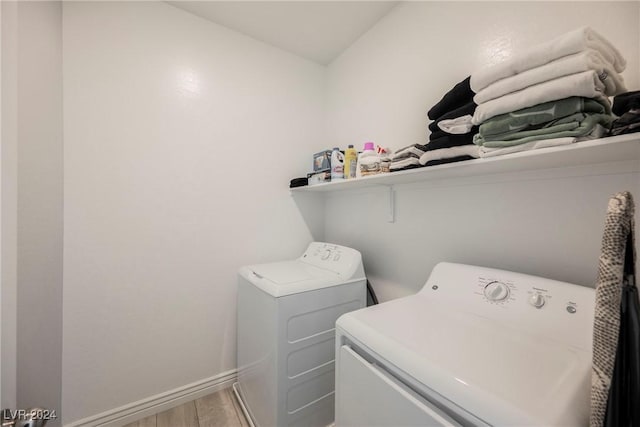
[476,97,608,141]
[475,113,612,148]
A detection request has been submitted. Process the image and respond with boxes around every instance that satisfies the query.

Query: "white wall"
[62,2,325,423]
[1,0,18,411]
[324,2,640,301]
[1,1,64,417]
[16,1,63,422]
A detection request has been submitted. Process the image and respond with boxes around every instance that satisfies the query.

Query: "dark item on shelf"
[612,91,640,117]
[427,76,475,121]
[289,177,308,188]
[611,109,640,136]
[427,134,476,150]
[424,155,475,167]
[389,163,425,173]
[429,126,479,141]
[428,101,477,133]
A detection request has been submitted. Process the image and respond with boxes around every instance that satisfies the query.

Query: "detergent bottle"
[330,147,344,181]
[356,142,381,178]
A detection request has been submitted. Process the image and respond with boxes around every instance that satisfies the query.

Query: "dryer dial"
[484,281,510,301]
[529,293,546,308]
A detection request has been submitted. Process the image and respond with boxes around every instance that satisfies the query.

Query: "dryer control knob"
[529,293,546,309]
[321,250,331,260]
[484,281,510,301]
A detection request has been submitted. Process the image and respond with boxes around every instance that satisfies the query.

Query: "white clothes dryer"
[335,262,595,426]
[235,242,366,427]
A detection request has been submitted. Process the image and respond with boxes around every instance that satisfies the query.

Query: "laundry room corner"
[289,190,327,245]
[322,1,640,301]
[3,0,640,425]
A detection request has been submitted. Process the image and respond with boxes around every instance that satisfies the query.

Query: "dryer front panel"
[335,345,460,427]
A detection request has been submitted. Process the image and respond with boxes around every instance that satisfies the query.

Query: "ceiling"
[167,1,398,65]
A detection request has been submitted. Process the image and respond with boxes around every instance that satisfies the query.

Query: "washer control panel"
[420,262,595,350]
[299,242,363,278]
[475,274,578,314]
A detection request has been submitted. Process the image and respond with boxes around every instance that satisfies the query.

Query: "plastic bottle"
[356,142,381,178]
[344,145,357,179]
[330,147,344,181]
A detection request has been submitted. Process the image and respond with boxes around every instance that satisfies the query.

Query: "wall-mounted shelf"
[291,134,640,193]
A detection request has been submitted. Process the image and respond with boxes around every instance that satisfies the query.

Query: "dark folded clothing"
[428,102,477,133]
[427,134,475,151]
[428,76,475,121]
[425,155,475,167]
[429,129,447,140]
[613,91,640,116]
[611,109,640,136]
[429,126,479,142]
[389,163,424,172]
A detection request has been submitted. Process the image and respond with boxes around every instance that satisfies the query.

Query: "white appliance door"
[336,345,461,427]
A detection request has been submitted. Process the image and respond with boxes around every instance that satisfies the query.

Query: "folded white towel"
[437,115,474,134]
[390,144,427,160]
[471,27,626,92]
[474,50,626,104]
[479,137,576,158]
[472,70,609,125]
[419,144,480,165]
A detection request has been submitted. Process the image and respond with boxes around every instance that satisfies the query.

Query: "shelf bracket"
[387,185,395,223]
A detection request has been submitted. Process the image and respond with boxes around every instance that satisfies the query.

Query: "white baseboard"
[64,369,237,427]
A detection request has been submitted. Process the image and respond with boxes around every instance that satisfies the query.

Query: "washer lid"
[240,261,357,297]
[251,261,329,284]
[337,294,592,426]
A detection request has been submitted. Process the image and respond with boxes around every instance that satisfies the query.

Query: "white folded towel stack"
[474,49,626,105]
[470,26,626,92]
[469,27,626,158]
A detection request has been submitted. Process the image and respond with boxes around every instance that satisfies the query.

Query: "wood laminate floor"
[123,387,250,427]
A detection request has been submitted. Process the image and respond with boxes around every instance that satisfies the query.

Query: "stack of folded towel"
[470,27,626,157]
[422,76,480,167]
[390,76,482,173]
[389,143,428,171]
[474,97,611,157]
[611,91,640,136]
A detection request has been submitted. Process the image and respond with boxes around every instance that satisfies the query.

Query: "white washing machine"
[335,262,595,426]
[235,242,366,427]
